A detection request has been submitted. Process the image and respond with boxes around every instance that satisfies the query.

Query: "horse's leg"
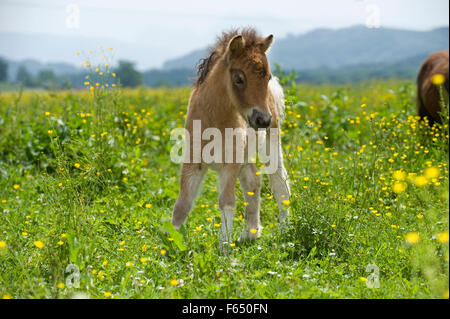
[172,163,206,230]
[218,163,240,251]
[266,129,291,225]
[238,163,262,241]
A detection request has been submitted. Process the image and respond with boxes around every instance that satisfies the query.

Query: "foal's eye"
[234,75,244,85]
[231,70,246,87]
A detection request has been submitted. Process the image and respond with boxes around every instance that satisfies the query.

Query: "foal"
[171,28,290,249]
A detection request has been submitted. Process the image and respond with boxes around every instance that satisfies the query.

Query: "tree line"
[0,57,418,90]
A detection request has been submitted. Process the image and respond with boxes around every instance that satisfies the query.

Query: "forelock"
[243,50,269,78]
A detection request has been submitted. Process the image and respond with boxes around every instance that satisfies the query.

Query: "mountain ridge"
[162,25,449,72]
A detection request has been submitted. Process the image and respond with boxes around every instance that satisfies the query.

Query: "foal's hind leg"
[266,130,291,224]
[172,163,206,230]
[238,163,262,241]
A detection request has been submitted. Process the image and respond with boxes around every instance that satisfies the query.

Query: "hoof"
[239,227,262,242]
[219,241,231,254]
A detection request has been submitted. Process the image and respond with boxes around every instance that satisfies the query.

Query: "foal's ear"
[228,35,245,56]
[260,34,274,53]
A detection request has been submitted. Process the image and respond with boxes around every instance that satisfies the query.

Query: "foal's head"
[224,33,274,130]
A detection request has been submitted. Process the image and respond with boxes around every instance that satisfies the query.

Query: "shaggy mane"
[195,27,266,87]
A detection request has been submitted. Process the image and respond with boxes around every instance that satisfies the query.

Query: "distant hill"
[161,25,449,72]
[295,53,431,84]
[163,48,207,71]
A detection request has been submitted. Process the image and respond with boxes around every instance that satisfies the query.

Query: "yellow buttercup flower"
[170,279,178,286]
[405,232,420,244]
[414,176,427,187]
[34,240,45,249]
[424,167,440,179]
[392,170,406,181]
[431,73,445,86]
[392,182,407,194]
[437,232,449,243]
[0,241,6,248]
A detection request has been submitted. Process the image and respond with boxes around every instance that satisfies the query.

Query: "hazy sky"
[0,0,448,69]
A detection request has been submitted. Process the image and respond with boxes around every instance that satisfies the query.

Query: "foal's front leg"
[218,164,240,250]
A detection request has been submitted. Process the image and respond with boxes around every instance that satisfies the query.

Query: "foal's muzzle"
[248,109,272,130]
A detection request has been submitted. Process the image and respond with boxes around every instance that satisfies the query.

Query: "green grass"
[0,77,448,299]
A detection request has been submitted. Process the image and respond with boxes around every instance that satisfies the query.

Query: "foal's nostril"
[256,114,272,128]
[256,116,265,127]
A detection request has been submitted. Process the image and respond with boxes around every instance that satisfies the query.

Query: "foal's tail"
[269,76,286,124]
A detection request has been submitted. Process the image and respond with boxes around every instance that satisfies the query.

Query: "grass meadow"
[0,72,448,299]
